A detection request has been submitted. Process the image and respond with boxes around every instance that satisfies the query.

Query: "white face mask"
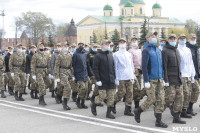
[119,43,126,49]
[57,48,62,51]
[22,50,26,53]
[9,52,13,55]
[132,42,138,46]
[45,51,50,54]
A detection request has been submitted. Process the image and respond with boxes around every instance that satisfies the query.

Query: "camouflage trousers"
[36,70,52,96]
[114,80,133,106]
[141,79,165,113]
[4,74,8,89]
[164,85,183,113]
[0,73,4,91]
[58,73,71,99]
[89,78,98,96]
[70,80,78,93]
[77,81,88,100]
[190,79,200,103]
[95,89,116,107]
[182,77,192,109]
[133,74,146,101]
[13,70,26,93]
[30,74,38,91]
[46,79,55,92]
[7,72,15,88]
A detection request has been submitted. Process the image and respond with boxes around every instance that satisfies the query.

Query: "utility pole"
[0,10,5,50]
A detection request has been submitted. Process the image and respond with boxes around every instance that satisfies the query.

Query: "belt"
[60,66,71,69]
[36,66,47,68]
[13,65,22,67]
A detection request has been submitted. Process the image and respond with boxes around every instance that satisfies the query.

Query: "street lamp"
[0,10,5,50]
[147,16,153,32]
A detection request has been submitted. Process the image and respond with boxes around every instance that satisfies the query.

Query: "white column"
[159,27,162,38]
[122,28,126,38]
[152,27,155,33]
[138,27,141,38]
[165,27,168,38]
[130,28,134,37]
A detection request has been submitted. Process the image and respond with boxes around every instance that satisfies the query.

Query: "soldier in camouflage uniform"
[22,46,28,94]
[9,44,26,101]
[162,34,186,124]
[0,53,6,98]
[31,42,52,105]
[134,32,168,128]
[54,44,73,110]
[3,48,9,92]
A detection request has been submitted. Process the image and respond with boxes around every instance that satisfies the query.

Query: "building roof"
[89,15,122,23]
[124,1,134,7]
[20,31,28,38]
[120,0,145,5]
[65,18,77,36]
[152,3,162,9]
[103,4,113,10]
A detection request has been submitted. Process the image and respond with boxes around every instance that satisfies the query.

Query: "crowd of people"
[0,31,199,128]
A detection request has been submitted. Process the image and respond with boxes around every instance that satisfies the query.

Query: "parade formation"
[0,31,200,129]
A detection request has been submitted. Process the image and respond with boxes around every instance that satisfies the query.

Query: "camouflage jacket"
[0,55,5,74]
[31,51,51,76]
[54,52,73,79]
[9,52,26,73]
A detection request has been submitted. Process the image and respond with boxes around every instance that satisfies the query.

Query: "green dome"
[152,3,162,9]
[120,0,145,5]
[124,1,134,7]
[103,5,113,10]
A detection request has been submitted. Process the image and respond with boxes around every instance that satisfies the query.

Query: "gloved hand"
[131,79,135,84]
[164,82,169,86]
[24,73,26,77]
[72,77,75,81]
[48,74,54,79]
[144,82,150,88]
[26,74,30,77]
[96,81,102,86]
[191,77,195,83]
[11,73,14,77]
[32,75,36,80]
[2,73,6,76]
[55,79,61,83]
[115,79,119,86]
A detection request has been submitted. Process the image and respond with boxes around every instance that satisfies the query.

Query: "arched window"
[140,8,142,15]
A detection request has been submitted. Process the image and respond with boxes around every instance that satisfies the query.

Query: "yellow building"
[77,0,185,43]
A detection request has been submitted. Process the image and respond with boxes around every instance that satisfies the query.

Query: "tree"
[104,22,108,39]
[17,11,55,46]
[161,29,166,40]
[111,29,120,51]
[92,31,97,43]
[185,19,197,34]
[196,27,200,45]
[168,28,189,39]
[56,23,70,37]
[14,17,23,45]
[48,34,54,47]
[139,18,148,47]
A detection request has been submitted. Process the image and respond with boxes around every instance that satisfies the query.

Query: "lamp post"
[0,10,5,50]
[147,16,152,32]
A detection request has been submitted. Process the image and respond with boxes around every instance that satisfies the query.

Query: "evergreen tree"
[161,29,166,40]
[104,22,108,39]
[139,18,148,47]
[48,34,54,47]
[111,29,120,51]
[196,27,200,46]
[92,31,97,43]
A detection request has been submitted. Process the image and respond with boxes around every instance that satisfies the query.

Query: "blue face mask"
[151,38,157,45]
[190,41,196,45]
[92,48,97,52]
[17,49,22,53]
[169,42,176,47]
[63,48,68,52]
[109,48,113,52]
[84,48,89,51]
[161,44,165,47]
[179,41,186,45]
[70,49,76,53]
[104,46,110,51]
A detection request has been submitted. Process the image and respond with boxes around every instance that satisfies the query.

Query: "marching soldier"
[9,44,26,101]
[22,46,28,94]
[31,42,51,105]
[0,53,6,98]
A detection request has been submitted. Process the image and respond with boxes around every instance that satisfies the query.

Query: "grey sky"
[0,0,200,38]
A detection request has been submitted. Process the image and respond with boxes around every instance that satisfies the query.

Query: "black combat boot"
[1,90,7,98]
[111,103,116,114]
[14,91,20,101]
[90,95,95,103]
[106,107,115,119]
[28,82,31,90]
[51,90,55,98]
[39,95,47,106]
[23,87,27,95]
[169,104,174,117]
[4,85,7,92]
[86,92,91,100]
[76,97,82,108]
[173,112,186,124]
[55,94,61,104]
[62,98,71,110]
[134,107,143,123]
[124,106,134,116]
[187,102,197,116]
[72,92,77,102]
[122,95,126,102]
[8,87,14,95]
[30,90,35,99]
[10,87,14,95]
[155,113,168,128]
[134,101,139,109]
[91,102,97,116]
[19,93,25,101]
[59,95,63,103]
[181,109,192,118]
[81,99,88,109]
[35,91,39,99]
[104,99,107,104]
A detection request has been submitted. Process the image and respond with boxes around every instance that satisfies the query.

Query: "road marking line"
[0,100,176,133]
[0,103,147,133]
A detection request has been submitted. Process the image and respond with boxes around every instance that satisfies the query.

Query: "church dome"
[152,3,162,9]
[124,1,134,7]
[103,4,113,10]
[120,0,145,5]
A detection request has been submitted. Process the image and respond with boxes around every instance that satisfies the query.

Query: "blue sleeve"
[142,49,150,83]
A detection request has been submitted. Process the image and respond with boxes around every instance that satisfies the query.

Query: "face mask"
[92,48,97,52]
[9,52,13,55]
[119,44,126,49]
[17,49,22,53]
[63,48,68,52]
[161,44,165,47]
[45,51,50,54]
[169,42,176,47]
[109,48,113,52]
[22,50,26,53]
[190,41,196,45]
[132,43,137,46]
[151,38,157,44]
[57,48,62,51]
[84,48,89,51]
[104,46,110,51]
[79,46,84,50]
[39,49,44,52]
[179,41,186,45]
[70,49,76,53]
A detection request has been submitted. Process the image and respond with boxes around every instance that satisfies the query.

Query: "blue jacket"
[142,42,164,82]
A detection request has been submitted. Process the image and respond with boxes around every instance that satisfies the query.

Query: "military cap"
[22,46,26,49]
[179,34,186,38]
[92,43,99,47]
[44,47,51,51]
[101,39,111,45]
[131,36,138,40]
[56,43,62,46]
[189,33,196,39]
[5,48,8,51]
[78,42,84,45]
[70,43,77,47]
[110,42,114,46]
[38,42,44,46]
[16,43,22,47]
[168,34,177,39]
[119,38,126,42]
[8,46,14,49]
[85,43,90,47]
[30,45,36,48]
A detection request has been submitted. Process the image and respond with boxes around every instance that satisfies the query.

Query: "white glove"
[115,80,119,86]
[131,79,135,84]
[2,73,6,76]
[165,82,169,86]
[72,77,75,81]
[11,73,14,77]
[27,74,30,77]
[55,79,61,83]
[144,82,150,88]
[191,77,195,83]
[24,73,26,77]
[32,75,36,80]
[96,81,102,86]
[48,74,54,79]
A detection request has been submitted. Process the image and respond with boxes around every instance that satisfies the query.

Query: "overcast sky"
[0,0,200,38]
